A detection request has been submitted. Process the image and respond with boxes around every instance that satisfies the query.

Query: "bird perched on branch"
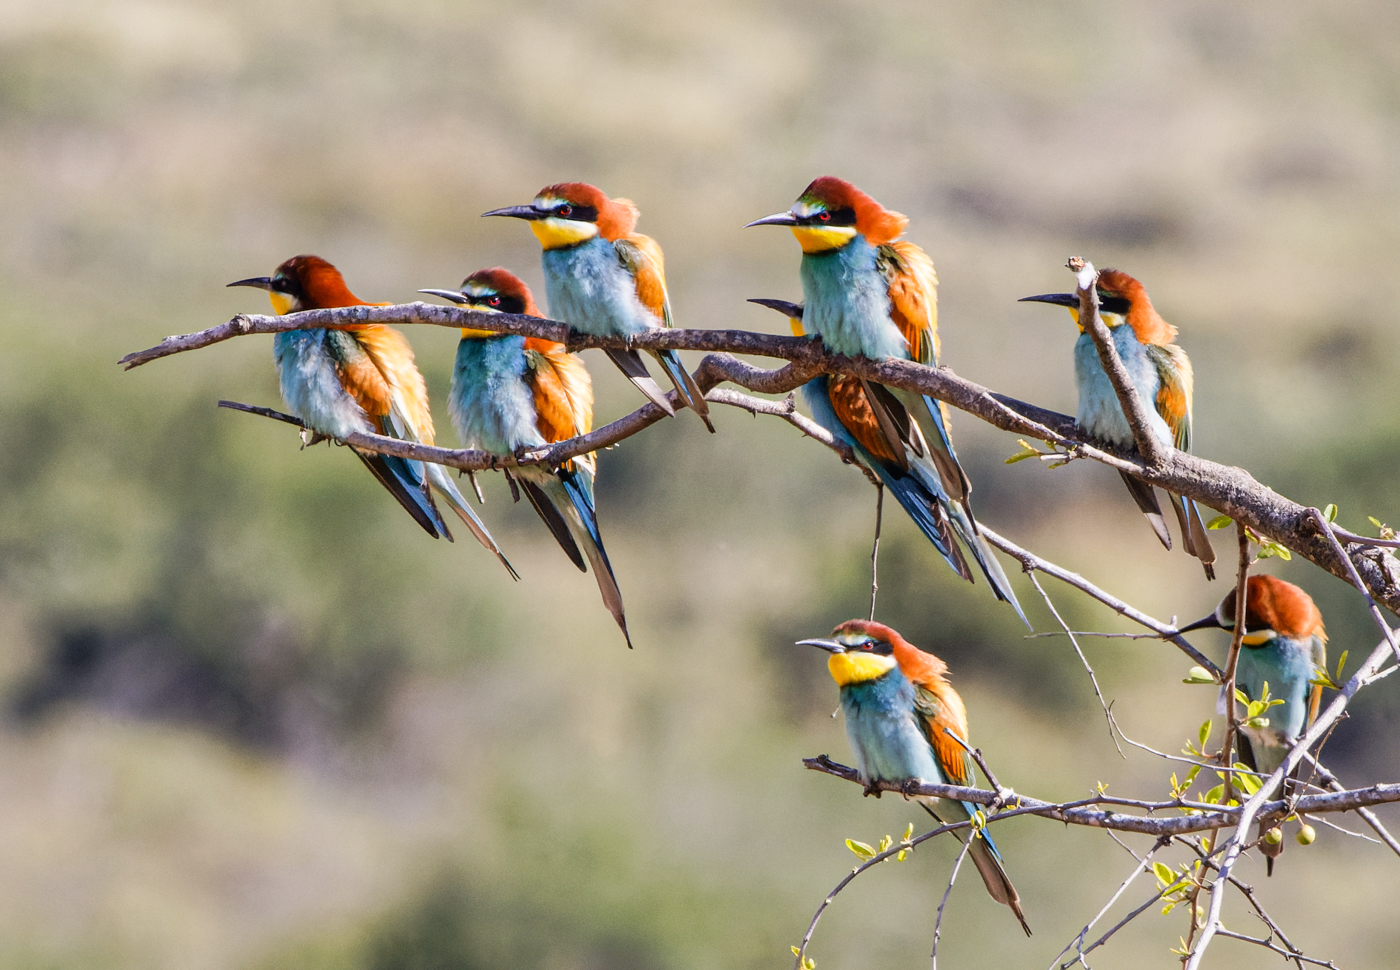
[799,619,1031,934]
[420,268,631,647]
[228,255,516,577]
[1020,270,1215,578]
[1180,575,1327,873]
[483,183,713,431]
[747,178,1024,622]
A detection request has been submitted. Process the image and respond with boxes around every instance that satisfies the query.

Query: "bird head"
[746,177,908,254]
[1179,575,1326,645]
[419,267,540,338]
[799,618,903,686]
[227,254,364,313]
[1019,268,1176,344]
[483,182,640,250]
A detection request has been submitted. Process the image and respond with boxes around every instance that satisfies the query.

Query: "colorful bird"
[482,183,713,431]
[420,268,632,647]
[799,619,1031,934]
[228,255,516,577]
[1019,269,1216,578]
[746,178,1023,622]
[1180,575,1327,873]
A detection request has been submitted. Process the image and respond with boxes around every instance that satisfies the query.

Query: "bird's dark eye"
[488,296,501,306]
[557,204,573,217]
[818,211,830,222]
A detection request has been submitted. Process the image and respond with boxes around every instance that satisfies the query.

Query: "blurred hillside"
[2,0,1399,967]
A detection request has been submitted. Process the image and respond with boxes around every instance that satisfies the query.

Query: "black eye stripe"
[539,203,599,223]
[797,206,856,228]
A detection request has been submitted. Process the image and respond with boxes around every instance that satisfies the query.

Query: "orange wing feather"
[524,338,595,474]
[877,240,939,365]
[890,637,973,787]
[616,233,671,327]
[1147,343,1193,452]
[352,324,437,444]
[827,376,903,465]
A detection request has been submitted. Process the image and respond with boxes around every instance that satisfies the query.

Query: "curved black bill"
[1177,613,1224,634]
[745,211,799,228]
[796,637,845,653]
[227,277,274,290]
[748,298,804,320]
[482,205,546,221]
[418,288,470,304]
[1018,292,1080,308]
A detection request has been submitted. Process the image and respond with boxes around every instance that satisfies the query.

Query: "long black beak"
[418,288,470,305]
[227,277,274,291]
[1018,292,1080,307]
[797,638,845,653]
[482,205,546,221]
[748,298,804,321]
[1177,613,1224,634]
[745,211,799,228]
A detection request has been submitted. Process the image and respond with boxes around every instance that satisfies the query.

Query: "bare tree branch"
[119,302,1400,612]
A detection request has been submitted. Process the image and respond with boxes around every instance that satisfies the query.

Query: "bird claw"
[862,782,884,799]
[900,778,921,799]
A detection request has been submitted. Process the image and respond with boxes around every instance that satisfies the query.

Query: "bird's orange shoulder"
[877,241,939,364]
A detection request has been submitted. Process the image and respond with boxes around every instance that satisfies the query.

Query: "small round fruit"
[1296,824,1317,846]
[1264,826,1284,846]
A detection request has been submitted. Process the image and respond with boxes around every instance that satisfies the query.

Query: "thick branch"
[123,303,1400,613]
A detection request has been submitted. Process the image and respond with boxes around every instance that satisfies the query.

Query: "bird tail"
[603,348,675,416]
[1118,472,1173,549]
[650,348,714,432]
[877,464,972,582]
[966,826,1032,936]
[350,447,450,539]
[423,461,520,580]
[890,388,973,506]
[1167,492,1217,580]
[520,467,632,649]
[946,503,1029,628]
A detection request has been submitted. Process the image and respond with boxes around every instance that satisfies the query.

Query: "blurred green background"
[2,0,1399,967]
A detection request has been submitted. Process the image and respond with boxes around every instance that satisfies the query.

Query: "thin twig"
[1299,752,1400,859]
[870,484,883,621]
[930,836,975,970]
[1047,836,1170,970]
[1214,930,1339,969]
[1311,508,1400,663]
[1027,572,1125,755]
[981,527,1221,676]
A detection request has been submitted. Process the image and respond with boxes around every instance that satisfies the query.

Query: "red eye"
[488,296,501,306]
[818,211,830,222]
[558,205,573,217]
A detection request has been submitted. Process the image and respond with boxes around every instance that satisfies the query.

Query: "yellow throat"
[530,217,599,250]
[828,651,897,687]
[791,224,858,254]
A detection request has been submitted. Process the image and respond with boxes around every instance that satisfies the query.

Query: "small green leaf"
[896,849,908,862]
[1206,514,1234,530]
[792,947,802,958]
[1322,503,1338,523]
[1005,440,1041,464]
[845,839,876,861]
[903,822,914,842]
[1337,650,1349,680]
[1198,720,1212,749]
[1232,764,1261,796]
[1183,765,1202,788]
[1247,716,1270,729]
[1152,862,1175,886]
[1370,516,1384,528]
[1183,666,1215,685]
[1204,783,1224,804]
[1235,688,1250,705]
[877,834,892,853]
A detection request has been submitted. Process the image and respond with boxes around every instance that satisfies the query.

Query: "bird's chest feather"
[542,238,653,337]
[1073,327,1173,447]
[1236,637,1315,753]
[840,673,944,784]
[799,239,907,361]
[449,336,543,454]
[272,329,374,440]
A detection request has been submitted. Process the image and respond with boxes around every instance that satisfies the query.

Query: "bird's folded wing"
[615,233,672,328]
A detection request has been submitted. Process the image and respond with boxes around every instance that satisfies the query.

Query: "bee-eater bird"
[1019,270,1216,578]
[746,178,1023,622]
[1180,575,1327,873]
[228,255,516,578]
[420,268,631,647]
[799,619,1031,934]
[482,183,713,431]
